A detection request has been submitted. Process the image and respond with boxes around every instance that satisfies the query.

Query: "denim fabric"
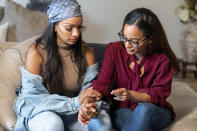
[88,110,112,131]
[61,113,89,131]
[14,64,102,131]
[112,103,173,131]
[61,109,112,131]
[28,111,65,131]
[28,110,112,131]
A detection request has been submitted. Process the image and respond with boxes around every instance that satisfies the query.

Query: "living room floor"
[173,73,197,93]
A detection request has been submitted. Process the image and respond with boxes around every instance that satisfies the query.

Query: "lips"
[126,47,135,52]
[69,39,77,42]
[126,48,136,54]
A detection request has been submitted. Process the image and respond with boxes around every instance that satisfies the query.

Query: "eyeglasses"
[118,32,147,48]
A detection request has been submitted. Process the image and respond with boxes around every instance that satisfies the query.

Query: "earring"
[148,43,152,54]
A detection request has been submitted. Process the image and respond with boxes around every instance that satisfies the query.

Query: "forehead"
[58,17,83,25]
[123,24,143,38]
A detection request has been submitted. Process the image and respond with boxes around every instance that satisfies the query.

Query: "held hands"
[78,88,102,125]
[78,87,102,104]
[111,88,132,101]
[78,97,97,125]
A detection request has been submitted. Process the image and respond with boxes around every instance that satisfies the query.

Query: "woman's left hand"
[111,88,131,101]
[79,88,102,104]
[78,97,97,125]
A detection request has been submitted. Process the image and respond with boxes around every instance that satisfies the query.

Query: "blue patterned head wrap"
[47,0,82,23]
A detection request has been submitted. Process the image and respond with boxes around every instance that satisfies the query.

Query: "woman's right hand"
[78,87,102,104]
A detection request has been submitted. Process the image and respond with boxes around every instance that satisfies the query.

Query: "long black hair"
[35,22,85,94]
[121,8,180,71]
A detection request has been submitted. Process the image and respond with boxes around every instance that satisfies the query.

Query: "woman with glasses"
[78,8,180,131]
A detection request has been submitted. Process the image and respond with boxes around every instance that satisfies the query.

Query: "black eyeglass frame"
[118,32,147,48]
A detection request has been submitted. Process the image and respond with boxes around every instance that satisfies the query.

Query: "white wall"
[0,0,186,56]
[78,0,186,57]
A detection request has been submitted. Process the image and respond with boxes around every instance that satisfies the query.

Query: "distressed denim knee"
[28,111,64,131]
[135,103,156,117]
[88,110,112,131]
[122,103,154,131]
[123,103,172,131]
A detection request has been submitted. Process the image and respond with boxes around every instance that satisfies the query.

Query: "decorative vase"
[180,22,197,63]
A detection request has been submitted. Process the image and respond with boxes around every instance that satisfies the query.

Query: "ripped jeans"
[28,110,112,131]
[112,103,173,131]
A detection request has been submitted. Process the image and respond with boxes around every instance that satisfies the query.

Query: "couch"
[0,0,197,131]
[1,40,197,131]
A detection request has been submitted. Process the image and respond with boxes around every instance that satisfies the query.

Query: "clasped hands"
[78,88,132,125]
[78,87,102,125]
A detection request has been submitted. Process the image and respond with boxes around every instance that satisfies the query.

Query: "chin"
[67,41,77,45]
[127,50,135,55]
[128,52,135,55]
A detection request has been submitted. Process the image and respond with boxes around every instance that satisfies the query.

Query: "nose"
[72,28,80,38]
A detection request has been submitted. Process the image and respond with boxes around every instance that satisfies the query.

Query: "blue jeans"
[112,103,173,131]
[88,110,112,131]
[28,110,112,131]
[62,109,112,131]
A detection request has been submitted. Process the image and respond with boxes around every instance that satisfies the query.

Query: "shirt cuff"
[73,97,81,109]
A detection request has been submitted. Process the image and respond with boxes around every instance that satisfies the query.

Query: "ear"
[54,24,58,32]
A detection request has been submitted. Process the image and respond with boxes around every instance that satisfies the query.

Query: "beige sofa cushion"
[166,108,197,131]
[0,0,48,42]
[164,81,197,131]
[0,126,5,131]
[0,23,8,42]
[0,42,18,55]
[0,35,40,130]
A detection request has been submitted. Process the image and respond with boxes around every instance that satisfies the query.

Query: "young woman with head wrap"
[13,0,112,131]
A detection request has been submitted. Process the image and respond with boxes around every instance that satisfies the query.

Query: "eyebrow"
[63,23,83,26]
[126,37,142,41]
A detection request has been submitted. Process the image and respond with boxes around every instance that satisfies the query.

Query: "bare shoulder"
[25,43,45,75]
[82,42,95,67]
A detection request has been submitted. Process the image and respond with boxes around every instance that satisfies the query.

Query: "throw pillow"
[0,0,48,42]
[0,35,40,130]
[0,23,8,42]
[0,42,18,55]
